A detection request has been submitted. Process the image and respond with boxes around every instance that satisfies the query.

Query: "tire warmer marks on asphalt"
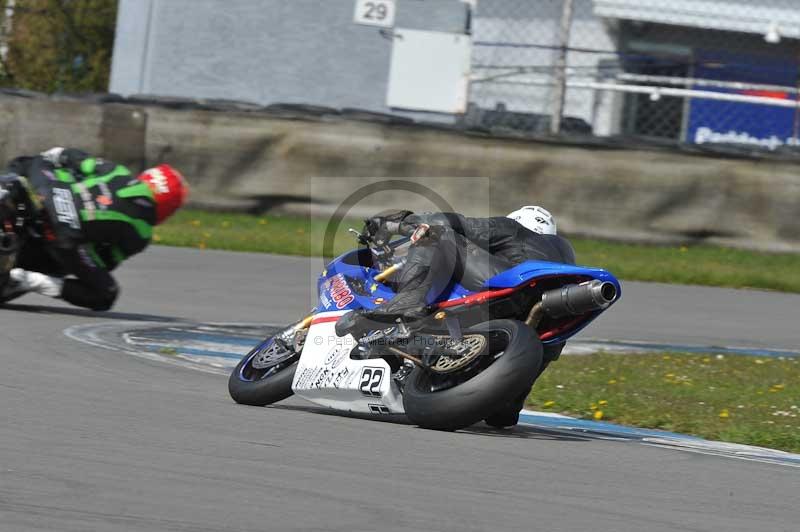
[64,321,800,468]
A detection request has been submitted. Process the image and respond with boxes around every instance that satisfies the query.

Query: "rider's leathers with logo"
[7,149,156,310]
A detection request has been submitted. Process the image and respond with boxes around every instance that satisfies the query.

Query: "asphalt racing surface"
[1,247,798,532]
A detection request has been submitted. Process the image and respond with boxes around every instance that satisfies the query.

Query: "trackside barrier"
[0,93,798,252]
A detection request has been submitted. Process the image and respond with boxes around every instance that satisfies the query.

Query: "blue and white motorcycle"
[229,224,621,431]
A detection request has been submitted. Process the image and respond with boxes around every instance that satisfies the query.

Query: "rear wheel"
[402,319,543,431]
[228,336,299,406]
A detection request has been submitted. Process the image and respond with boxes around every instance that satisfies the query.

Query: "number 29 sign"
[354,0,396,28]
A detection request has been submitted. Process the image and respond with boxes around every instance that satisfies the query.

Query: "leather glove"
[364,210,413,246]
[411,224,448,246]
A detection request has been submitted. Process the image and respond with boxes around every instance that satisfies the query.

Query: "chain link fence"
[467,0,800,152]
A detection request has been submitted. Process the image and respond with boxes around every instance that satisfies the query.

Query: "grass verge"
[156,209,800,293]
[572,238,800,293]
[527,352,800,453]
[154,210,356,257]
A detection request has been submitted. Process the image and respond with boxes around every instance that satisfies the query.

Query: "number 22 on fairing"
[359,367,384,397]
[353,0,395,28]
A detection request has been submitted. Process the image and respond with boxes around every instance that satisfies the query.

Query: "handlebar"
[349,226,411,254]
[349,224,417,275]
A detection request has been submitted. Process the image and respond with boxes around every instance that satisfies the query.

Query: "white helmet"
[507,205,557,235]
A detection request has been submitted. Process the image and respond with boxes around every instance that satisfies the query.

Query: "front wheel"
[402,319,543,431]
[228,335,299,406]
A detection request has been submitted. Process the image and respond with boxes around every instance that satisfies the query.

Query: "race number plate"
[291,311,406,415]
[353,0,396,28]
[52,187,81,229]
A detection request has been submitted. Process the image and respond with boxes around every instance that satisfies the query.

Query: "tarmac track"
[0,246,798,532]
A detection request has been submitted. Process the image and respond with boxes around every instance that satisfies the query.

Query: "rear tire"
[402,319,543,431]
[228,337,298,406]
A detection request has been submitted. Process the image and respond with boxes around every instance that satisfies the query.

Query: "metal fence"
[467,0,800,152]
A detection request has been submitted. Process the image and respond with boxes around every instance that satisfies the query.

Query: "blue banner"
[686,51,799,150]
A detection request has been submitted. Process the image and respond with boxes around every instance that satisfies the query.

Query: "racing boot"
[334,290,432,339]
[484,390,528,429]
[484,410,521,429]
[0,268,63,304]
[335,260,434,338]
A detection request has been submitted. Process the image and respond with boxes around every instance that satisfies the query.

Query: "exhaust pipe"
[541,280,617,319]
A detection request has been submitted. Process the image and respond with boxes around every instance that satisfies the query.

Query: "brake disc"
[251,340,294,369]
[429,334,488,373]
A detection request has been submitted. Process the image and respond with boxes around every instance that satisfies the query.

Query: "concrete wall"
[1,94,798,253]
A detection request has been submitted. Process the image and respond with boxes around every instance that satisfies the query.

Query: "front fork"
[275,310,316,353]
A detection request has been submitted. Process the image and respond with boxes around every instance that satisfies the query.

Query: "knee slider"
[93,284,119,311]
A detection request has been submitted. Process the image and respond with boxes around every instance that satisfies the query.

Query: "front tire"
[402,319,543,431]
[228,336,298,406]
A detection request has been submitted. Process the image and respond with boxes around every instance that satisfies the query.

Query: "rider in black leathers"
[337,206,574,428]
[340,207,574,329]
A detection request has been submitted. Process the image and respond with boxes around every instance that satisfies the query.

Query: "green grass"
[572,238,800,293]
[154,210,358,257]
[155,209,800,293]
[528,352,800,453]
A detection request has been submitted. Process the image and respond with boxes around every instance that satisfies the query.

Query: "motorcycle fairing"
[318,250,476,313]
[291,311,406,415]
[482,260,620,291]
[319,250,621,344]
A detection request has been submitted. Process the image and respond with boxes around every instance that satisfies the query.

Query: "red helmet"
[137,164,188,224]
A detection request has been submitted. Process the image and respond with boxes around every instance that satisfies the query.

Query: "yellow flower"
[190,220,201,227]
[662,355,671,360]
[593,410,604,420]
[754,359,765,365]
[598,400,608,406]
[719,409,730,419]
[543,400,556,408]
[590,403,598,410]
[259,219,268,225]
[607,379,617,385]
[153,234,162,242]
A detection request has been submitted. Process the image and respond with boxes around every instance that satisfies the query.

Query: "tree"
[1,0,117,93]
